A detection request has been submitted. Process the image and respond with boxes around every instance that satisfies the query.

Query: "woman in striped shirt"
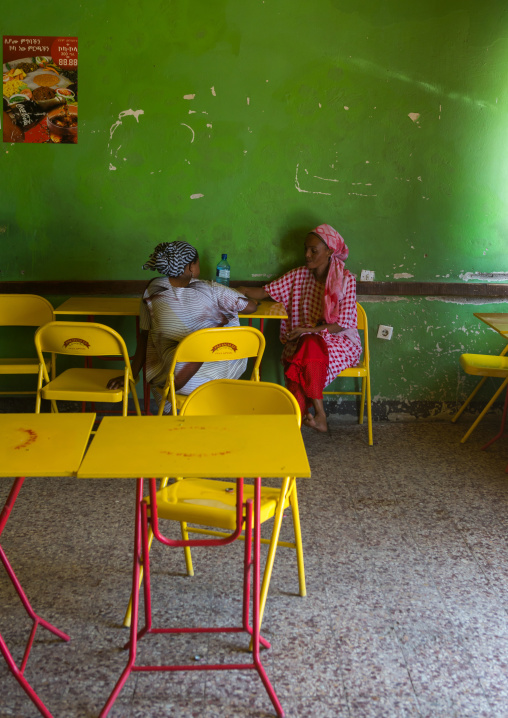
[238,224,361,433]
[108,241,258,412]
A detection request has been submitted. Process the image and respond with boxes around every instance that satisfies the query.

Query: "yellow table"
[54,296,286,322]
[78,414,310,718]
[474,312,508,337]
[0,413,96,718]
[54,297,141,317]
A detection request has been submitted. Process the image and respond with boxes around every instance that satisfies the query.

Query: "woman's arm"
[173,361,203,390]
[107,330,149,389]
[285,322,342,342]
[237,286,269,301]
[238,298,259,314]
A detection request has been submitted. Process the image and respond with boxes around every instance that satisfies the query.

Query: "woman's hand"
[237,286,269,301]
[285,326,312,342]
[107,376,125,390]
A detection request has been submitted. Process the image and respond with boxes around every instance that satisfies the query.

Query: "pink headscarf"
[310,224,349,324]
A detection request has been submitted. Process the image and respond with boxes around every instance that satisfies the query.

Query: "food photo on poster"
[3,35,78,144]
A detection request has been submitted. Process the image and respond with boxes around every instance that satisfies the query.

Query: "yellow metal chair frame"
[34,321,141,416]
[452,349,508,443]
[124,379,306,635]
[0,294,55,399]
[323,302,373,445]
[153,325,266,415]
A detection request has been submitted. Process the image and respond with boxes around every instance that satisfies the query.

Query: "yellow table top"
[78,415,310,480]
[248,299,287,319]
[54,297,141,316]
[474,312,508,336]
[54,296,287,320]
[0,413,96,478]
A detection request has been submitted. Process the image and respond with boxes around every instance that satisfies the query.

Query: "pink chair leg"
[1,477,70,718]
[252,478,285,718]
[100,478,144,717]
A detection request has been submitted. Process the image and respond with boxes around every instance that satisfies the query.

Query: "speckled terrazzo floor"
[2,415,508,718]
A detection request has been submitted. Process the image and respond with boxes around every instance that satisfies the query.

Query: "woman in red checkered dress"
[238,224,361,433]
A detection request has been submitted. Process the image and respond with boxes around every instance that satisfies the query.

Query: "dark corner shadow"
[275,212,322,274]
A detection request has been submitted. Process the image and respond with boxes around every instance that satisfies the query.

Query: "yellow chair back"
[323,302,373,445]
[180,377,300,423]
[35,321,130,360]
[34,321,140,416]
[0,294,54,326]
[0,294,55,398]
[157,325,266,415]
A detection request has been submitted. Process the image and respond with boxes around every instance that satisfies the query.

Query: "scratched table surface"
[78,415,310,480]
[0,413,96,478]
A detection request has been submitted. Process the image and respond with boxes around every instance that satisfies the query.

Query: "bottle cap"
[222,254,227,260]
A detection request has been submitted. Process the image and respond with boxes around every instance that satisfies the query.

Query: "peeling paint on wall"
[181,123,195,143]
[109,109,144,141]
[295,163,331,195]
[460,272,508,282]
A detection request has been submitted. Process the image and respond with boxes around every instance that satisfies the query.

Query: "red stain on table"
[160,450,232,458]
[14,428,38,450]
[165,426,227,432]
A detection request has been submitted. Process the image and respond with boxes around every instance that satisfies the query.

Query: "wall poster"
[3,35,78,144]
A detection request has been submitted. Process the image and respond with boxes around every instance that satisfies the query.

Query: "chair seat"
[40,368,125,402]
[336,359,367,379]
[0,357,51,375]
[148,479,290,530]
[459,353,508,377]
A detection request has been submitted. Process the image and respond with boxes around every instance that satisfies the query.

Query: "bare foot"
[303,414,328,433]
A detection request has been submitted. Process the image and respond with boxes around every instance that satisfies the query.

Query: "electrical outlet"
[377,325,393,340]
[360,270,375,281]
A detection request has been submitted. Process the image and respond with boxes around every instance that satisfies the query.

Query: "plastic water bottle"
[216,254,230,286]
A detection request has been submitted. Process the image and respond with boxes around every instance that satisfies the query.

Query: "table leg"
[99,477,143,718]
[1,477,70,718]
[482,384,508,451]
[252,477,284,718]
[0,634,54,718]
[100,477,284,717]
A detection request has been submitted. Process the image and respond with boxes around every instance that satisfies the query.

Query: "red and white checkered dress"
[265,267,362,386]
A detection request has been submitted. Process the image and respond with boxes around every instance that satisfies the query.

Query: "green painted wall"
[2,1,508,412]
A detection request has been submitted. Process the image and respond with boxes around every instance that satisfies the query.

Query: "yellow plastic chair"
[0,294,55,399]
[323,302,373,445]
[452,351,508,443]
[34,321,141,416]
[153,325,266,415]
[124,379,306,634]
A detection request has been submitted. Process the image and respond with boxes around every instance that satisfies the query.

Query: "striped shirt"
[265,267,362,386]
[140,277,250,404]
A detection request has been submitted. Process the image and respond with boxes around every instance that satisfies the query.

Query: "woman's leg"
[304,398,328,432]
[284,335,329,432]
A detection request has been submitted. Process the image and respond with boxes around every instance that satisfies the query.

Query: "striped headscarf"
[142,241,197,277]
[310,224,349,324]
